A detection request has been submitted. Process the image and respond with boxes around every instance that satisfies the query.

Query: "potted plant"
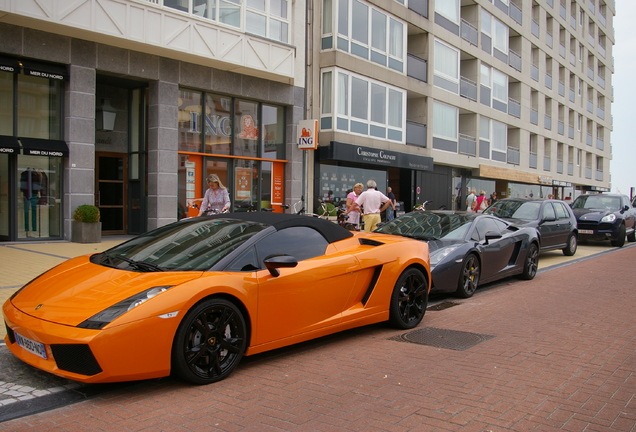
[71,204,102,243]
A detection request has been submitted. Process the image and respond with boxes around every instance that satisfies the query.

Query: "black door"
[96,152,127,234]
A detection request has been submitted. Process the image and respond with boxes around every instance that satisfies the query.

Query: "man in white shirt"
[355,180,391,231]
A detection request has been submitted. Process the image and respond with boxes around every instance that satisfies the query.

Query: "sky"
[609,0,636,197]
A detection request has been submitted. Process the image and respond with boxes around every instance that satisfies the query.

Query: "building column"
[147,80,179,230]
[64,64,96,240]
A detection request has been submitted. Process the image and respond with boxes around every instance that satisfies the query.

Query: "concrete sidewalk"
[0,241,634,430]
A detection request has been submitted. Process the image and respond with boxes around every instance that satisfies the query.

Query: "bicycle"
[281,196,320,217]
[413,200,433,211]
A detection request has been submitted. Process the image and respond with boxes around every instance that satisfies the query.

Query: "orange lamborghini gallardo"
[3,213,430,385]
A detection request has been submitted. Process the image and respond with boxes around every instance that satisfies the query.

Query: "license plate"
[579,229,594,234]
[14,331,47,360]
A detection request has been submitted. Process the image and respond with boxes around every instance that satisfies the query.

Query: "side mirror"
[264,254,298,277]
[623,205,630,213]
[484,231,502,244]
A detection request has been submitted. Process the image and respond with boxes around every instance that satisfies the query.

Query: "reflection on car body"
[376,211,540,298]
[3,213,431,385]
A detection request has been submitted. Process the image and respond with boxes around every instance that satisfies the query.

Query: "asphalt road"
[0,241,632,423]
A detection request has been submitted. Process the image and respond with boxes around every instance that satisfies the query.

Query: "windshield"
[571,195,621,211]
[92,218,268,271]
[483,201,541,220]
[376,212,473,241]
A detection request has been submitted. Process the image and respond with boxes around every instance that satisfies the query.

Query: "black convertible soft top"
[206,212,354,244]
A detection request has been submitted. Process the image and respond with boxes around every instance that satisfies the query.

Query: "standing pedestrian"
[344,183,363,230]
[489,192,498,206]
[466,188,476,212]
[475,190,488,213]
[386,186,397,221]
[355,180,391,232]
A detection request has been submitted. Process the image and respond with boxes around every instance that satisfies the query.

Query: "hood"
[10,255,203,326]
[572,208,612,222]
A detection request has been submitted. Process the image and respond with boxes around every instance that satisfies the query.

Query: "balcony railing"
[587,67,594,80]
[568,163,574,176]
[508,98,521,118]
[598,75,605,88]
[569,88,575,102]
[560,4,567,19]
[407,54,428,82]
[531,20,540,38]
[559,42,566,58]
[599,13,607,28]
[544,115,552,130]
[460,77,477,101]
[545,73,553,89]
[587,101,594,113]
[461,19,478,46]
[588,0,595,14]
[406,121,427,147]
[546,32,553,48]
[570,14,576,29]
[558,81,565,96]
[531,109,539,125]
[507,147,520,165]
[596,137,605,150]
[408,0,428,18]
[558,121,565,135]
[598,44,606,58]
[531,64,539,81]
[586,167,592,179]
[509,49,522,72]
[588,33,595,48]
[509,2,522,25]
[596,170,603,181]
[569,126,574,139]
[557,160,564,174]
[544,157,551,171]
[587,133,593,146]
[570,51,576,66]
[459,134,477,156]
[597,106,605,120]
[529,153,538,169]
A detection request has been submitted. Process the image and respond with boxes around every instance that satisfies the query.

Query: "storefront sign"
[271,163,284,205]
[552,180,572,187]
[322,142,433,171]
[235,167,252,199]
[19,138,69,157]
[298,120,319,150]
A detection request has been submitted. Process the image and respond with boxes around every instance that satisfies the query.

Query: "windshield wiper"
[112,254,165,272]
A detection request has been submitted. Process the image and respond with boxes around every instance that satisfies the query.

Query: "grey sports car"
[376,211,540,298]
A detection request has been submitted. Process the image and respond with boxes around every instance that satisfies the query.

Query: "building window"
[177,89,285,160]
[434,39,460,93]
[321,67,406,142]
[481,10,508,57]
[435,0,459,24]
[163,0,290,43]
[322,0,406,72]
[432,101,458,141]
[480,117,507,159]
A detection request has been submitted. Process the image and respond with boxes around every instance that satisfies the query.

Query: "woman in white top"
[198,174,231,215]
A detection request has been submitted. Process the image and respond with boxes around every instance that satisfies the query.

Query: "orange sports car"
[4,212,430,384]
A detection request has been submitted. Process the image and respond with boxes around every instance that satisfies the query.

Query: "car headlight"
[78,286,173,329]
[600,213,616,223]
[430,245,461,266]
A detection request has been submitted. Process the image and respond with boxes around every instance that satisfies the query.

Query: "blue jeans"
[386,205,395,221]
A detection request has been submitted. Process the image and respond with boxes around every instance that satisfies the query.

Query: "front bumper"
[3,300,181,383]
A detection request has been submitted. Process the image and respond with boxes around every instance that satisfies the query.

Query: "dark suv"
[570,193,636,247]
[483,198,578,255]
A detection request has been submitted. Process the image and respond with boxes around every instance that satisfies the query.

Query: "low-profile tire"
[172,298,247,385]
[388,268,428,329]
[626,226,635,243]
[455,254,480,298]
[611,224,626,247]
[520,243,539,280]
[562,232,578,256]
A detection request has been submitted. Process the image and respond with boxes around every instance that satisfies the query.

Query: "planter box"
[72,221,102,243]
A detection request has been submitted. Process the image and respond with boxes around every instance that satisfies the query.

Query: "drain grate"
[389,327,495,351]
[427,301,459,311]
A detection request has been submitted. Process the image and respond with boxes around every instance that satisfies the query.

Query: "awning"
[0,55,20,74]
[19,137,69,157]
[0,136,20,154]
[21,59,68,81]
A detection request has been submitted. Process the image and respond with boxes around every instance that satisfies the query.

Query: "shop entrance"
[96,152,127,234]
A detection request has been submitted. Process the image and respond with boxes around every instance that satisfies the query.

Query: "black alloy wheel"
[172,298,247,385]
[611,224,626,247]
[520,243,539,280]
[562,232,578,256]
[389,268,428,329]
[456,254,480,298]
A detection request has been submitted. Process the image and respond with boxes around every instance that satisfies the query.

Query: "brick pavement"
[0,244,634,431]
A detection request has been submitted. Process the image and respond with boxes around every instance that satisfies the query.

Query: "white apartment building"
[307,0,614,211]
[0,0,306,241]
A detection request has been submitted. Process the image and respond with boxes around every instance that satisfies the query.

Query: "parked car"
[570,193,636,247]
[375,211,540,298]
[483,198,578,256]
[3,212,431,385]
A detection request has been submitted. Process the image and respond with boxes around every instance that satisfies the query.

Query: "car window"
[543,203,557,220]
[572,195,621,210]
[553,202,568,220]
[471,218,505,242]
[226,246,259,272]
[255,227,328,263]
